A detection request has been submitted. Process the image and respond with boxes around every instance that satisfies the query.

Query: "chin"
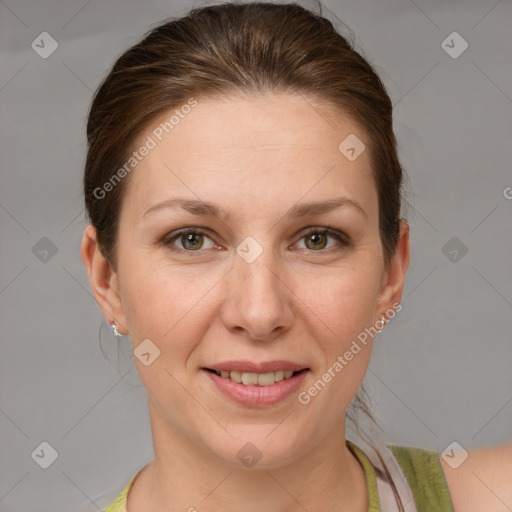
[207,428,306,470]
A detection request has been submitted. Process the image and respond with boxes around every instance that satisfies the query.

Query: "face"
[83,93,409,469]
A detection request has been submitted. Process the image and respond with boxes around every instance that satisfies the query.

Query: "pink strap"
[363,444,418,512]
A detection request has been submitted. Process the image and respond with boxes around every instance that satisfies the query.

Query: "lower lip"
[203,369,309,407]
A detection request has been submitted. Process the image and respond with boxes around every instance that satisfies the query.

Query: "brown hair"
[83,2,409,508]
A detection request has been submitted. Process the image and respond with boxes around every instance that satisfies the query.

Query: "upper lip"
[203,360,309,374]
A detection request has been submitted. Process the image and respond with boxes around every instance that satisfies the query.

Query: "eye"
[162,226,349,254]
[295,226,349,252]
[163,228,217,252]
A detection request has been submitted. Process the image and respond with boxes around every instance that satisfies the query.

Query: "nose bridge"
[235,233,281,301]
[223,232,292,339]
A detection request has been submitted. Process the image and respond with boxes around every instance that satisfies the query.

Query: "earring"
[110,320,121,338]
[376,314,386,334]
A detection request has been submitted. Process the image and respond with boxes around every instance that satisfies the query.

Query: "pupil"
[184,233,201,249]
[308,233,326,249]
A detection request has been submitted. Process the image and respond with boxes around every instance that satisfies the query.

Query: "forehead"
[123,93,376,221]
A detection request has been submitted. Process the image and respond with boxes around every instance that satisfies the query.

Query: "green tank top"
[102,441,454,512]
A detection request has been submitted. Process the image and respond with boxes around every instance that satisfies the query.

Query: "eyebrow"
[142,196,367,221]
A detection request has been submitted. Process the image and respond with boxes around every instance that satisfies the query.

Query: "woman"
[80,2,512,511]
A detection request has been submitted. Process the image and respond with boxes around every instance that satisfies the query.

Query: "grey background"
[1,0,511,510]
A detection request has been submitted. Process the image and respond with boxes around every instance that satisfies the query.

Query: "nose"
[220,243,294,342]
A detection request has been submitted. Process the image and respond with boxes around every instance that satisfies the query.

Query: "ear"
[375,220,410,321]
[80,224,129,335]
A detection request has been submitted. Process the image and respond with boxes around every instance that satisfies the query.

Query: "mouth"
[203,367,309,387]
[202,364,310,407]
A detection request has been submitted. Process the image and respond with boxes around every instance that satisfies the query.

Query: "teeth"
[213,369,299,386]
[274,370,285,382]
[241,372,258,385]
[230,371,242,383]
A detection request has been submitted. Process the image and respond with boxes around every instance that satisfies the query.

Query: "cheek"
[119,257,220,353]
[301,265,380,340]
[299,264,379,399]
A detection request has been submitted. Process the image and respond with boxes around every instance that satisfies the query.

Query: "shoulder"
[440,441,512,512]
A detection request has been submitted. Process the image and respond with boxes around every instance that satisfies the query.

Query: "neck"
[135,400,368,512]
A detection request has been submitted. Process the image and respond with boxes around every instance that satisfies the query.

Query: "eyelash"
[162,226,350,255]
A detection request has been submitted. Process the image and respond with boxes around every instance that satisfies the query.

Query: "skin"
[82,93,512,511]
[82,92,412,511]
[441,443,512,511]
